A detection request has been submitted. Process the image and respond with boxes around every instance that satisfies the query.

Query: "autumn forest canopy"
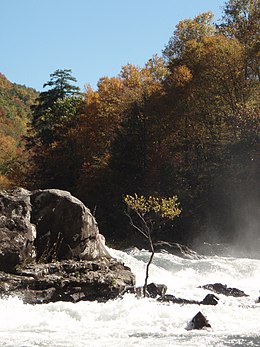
[0,0,259,248]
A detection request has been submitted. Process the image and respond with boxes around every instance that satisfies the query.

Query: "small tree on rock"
[124,194,181,297]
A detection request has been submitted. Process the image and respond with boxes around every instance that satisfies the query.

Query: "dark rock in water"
[158,294,198,305]
[147,282,167,298]
[187,311,211,330]
[201,283,249,297]
[120,283,167,299]
[119,285,137,296]
[0,188,136,303]
[200,293,219,305]
[158,293,219,306]
[0,188,36,273]
[256,297,260,303]
[0,258,135,304]
[154,241,202,259]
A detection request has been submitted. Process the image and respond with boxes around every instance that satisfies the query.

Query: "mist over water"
[193,188,260,260]
[0,247,260,347]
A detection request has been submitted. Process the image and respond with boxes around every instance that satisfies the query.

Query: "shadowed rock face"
[31,189,111,262]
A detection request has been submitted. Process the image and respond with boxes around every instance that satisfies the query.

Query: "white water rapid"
[0,247,259,347]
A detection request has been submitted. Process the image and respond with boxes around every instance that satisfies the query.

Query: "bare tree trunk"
[143,234,155,297]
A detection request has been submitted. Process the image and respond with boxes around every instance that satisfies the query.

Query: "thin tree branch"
[125,212,149,239]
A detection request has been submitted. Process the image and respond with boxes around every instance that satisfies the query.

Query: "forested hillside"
[0,73,37,187]
[1,0,259,247]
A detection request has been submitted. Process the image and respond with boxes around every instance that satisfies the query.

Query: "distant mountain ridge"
[0,73,38,125]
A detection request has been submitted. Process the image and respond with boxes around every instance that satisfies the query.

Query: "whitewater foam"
[0,248,259,346]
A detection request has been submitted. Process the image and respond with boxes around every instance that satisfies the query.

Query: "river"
[0,247,259,346]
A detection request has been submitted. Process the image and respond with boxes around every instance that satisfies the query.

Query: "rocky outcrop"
[0,188,36,273]
[201,283,249,297]
[0,188,135,303]
[0,258,135,304]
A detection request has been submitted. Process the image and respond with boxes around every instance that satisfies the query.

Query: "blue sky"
[1,0,226,91]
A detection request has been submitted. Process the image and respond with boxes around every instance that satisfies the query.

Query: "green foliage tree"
[124,194,181,297]
[25,69,83,189]
[35,69,80,108]
[30,69,81,146]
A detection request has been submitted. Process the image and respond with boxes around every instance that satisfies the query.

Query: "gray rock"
[158,294,199,305]
[0,258,135,304]
[0,188,136,303]
[201,283,249,297]
[0,188,36,272]
[31,189,111,261]
[157,293,219,306]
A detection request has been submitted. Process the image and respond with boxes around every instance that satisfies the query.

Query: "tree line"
[2,0,259,247]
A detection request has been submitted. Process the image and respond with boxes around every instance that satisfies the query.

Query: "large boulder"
[0,188,36,272]
[31,189,111,261]
[0,188,136,303]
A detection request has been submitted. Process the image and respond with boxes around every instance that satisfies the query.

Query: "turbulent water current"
[0,247,259,347]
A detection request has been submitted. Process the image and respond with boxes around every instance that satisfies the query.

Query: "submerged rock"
[187,311,211,330]
[147,282,167,298]
[120,282,219,305]
[201,283,249,297]
[158,293,219,306]
[154,241,202,259]
[200,293,219,305]
[0,188,135,303]
[158,294,198,305]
